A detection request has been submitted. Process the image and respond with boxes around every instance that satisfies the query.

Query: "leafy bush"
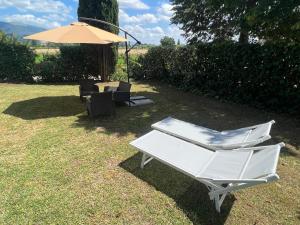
[59,46,94,81]
[34,54,62,82]
[35,46,104,82]
[0,32,34,82]
[132,47,176,81]
[132,43,300,114]
[110,54,127,81]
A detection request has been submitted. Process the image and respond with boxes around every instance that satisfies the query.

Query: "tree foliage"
[78,0,119,34]
[160,36,176,47]
[171,0,300,43]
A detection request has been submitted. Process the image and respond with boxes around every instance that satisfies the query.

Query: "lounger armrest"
[208,142,253,150]
[218,142,285,152]
[206,173,280,184]
[221,120,275,133]
[209,135,281,150]
[221,120,276,133]
[209,178,268,184]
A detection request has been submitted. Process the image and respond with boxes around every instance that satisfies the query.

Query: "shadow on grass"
[3,82,299,156]
[72,90,170,136]
[3,95,84,120]
[73,82,300,156]
[120,153,234,225]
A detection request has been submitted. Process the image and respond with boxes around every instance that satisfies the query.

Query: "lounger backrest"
[242,144,281,179]
[151,117,219,149]
[198,143,283,181]
[199,151,252,180]
[152,117,275,150]
[246,121,275,143]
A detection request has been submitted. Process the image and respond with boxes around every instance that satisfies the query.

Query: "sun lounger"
[152,117,275,150]
[130,130,284,212]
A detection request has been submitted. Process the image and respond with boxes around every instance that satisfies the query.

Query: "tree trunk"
[239,0,257,44]
[97,44,116,82]
[239,30,249,44]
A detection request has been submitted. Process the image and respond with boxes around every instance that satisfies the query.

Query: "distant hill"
[0,21,45,39]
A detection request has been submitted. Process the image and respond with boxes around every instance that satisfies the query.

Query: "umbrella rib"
[86,25,126,43]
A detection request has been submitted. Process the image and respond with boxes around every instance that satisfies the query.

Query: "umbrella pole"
[125,33,130,83]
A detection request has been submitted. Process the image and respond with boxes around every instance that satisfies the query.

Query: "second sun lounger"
[130,130,284,212]
[152,117,275,150]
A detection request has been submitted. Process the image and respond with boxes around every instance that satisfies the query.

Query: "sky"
[0,0,186,45]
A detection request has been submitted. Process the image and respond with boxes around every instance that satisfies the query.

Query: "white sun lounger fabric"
[151,117,275,150]
[130,130,284,212]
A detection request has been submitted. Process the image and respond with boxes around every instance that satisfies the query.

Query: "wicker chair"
[79,80,100,101]
[86,92,115,118]
[104,81,132,104]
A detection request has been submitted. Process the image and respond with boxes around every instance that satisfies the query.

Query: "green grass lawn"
[0,82,299,225]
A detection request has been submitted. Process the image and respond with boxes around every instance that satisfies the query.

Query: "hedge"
[0,38,34,82]
[35,45,117,82]
[132,43,300,114]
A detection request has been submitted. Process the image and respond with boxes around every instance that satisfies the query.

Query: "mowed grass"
[0,82,299,225]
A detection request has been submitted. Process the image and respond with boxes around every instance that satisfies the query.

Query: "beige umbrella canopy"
[24,22,127,44]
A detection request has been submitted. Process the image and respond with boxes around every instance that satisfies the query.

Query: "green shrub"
[59,46,91,81]
[132,43,300,114]
[110,67,127,81]
[34,54,62,82]
[35,46,104,82]
[0,33,34,82]
[133,47,176,81]
[110,54,127,81]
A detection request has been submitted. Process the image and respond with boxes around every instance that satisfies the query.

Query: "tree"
[170,0,300,44]
[78,0,119,81]
[160,36,176,47]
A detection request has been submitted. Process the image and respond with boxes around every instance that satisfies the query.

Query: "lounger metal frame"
[137,143,284,212]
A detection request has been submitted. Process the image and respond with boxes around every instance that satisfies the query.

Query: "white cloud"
[43,13,73,23]
[118,0,149,10]
[119,3,174,26]
[157,3,174,22]
[123,24,185,44]
[119,3,184,44]
[0,0,71,14]
[166,25,185,42]
[4,14,61,29]
[119,9,158,24]
[0,0,71,28]
[124,25,164,36]
[72,0,149,10]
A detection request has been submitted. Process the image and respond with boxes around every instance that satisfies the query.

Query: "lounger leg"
[140,153,153,169]
[215,192,228,212]
[208,186,228,213]
[141,153,147,169]
[215,195,221,213]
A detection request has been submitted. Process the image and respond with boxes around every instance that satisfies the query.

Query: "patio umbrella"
[24,22,127,44]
